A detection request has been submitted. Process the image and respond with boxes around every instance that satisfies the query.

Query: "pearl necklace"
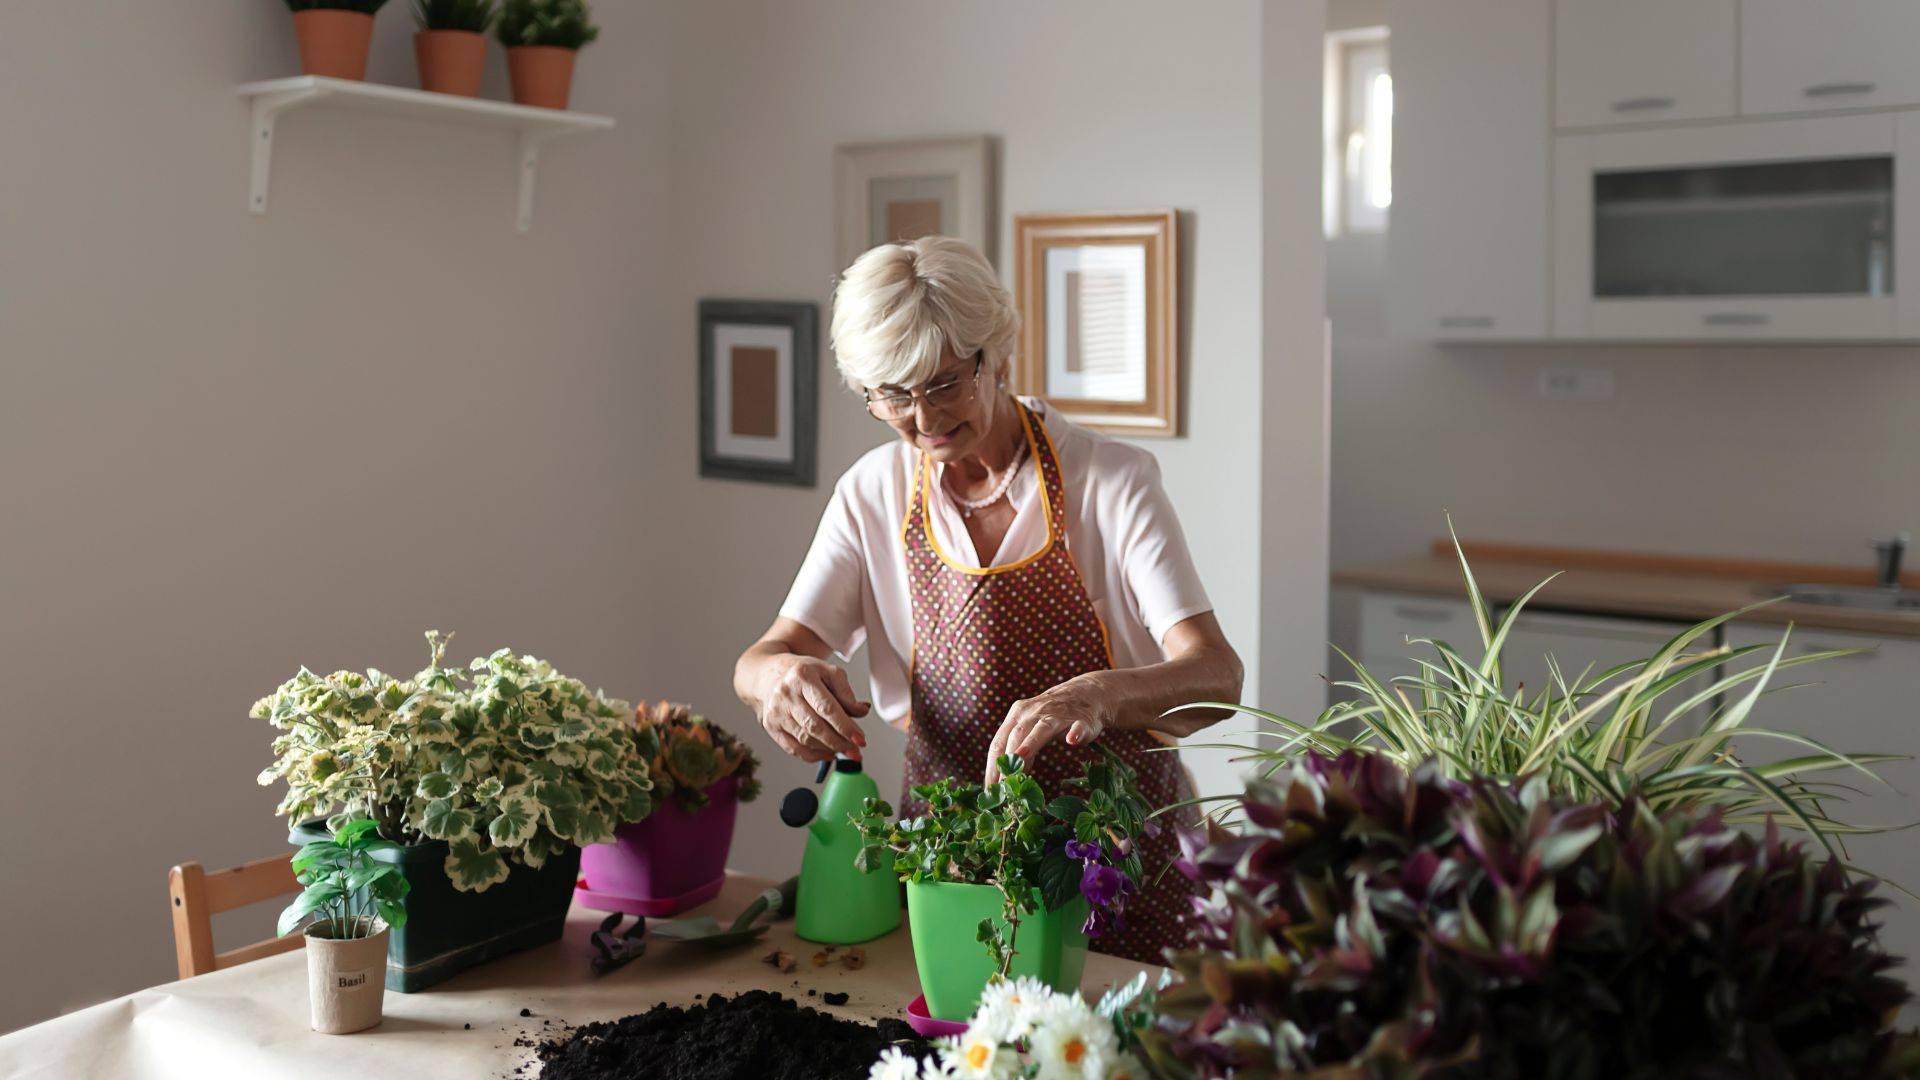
[948,442,1028,517]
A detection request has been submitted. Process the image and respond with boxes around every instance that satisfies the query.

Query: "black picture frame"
[698,299,819,487]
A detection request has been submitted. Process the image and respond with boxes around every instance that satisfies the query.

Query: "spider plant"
[1171,535,1907,863]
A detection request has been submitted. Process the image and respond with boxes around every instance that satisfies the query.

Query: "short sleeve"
[777,478,870,661]
[1110,454,1213,646]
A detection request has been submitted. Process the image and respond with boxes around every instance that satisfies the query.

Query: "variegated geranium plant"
[255,632,657,892]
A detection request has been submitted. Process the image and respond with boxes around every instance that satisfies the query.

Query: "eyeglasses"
[864,356,984,421]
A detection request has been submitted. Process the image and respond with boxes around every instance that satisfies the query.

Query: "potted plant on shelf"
[496,0,599,110]
[283,0,390,81]
[851,750,1153,1022]
[278,816,409,1035]
[255,631,656,991]
[412,0,495,97]
[577,702,762,916]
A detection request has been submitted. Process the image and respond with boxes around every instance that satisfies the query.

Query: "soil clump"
[534,990,929,1080]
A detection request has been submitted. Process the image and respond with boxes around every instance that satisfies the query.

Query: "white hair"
[829,236,1019,391]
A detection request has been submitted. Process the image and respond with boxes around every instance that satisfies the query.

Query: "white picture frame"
[834,136,996,273]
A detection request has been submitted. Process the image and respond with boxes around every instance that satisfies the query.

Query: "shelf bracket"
[248,87,326,216]
[516,130,563,234]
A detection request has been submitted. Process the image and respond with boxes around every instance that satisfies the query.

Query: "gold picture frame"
[1013,210,1179,437]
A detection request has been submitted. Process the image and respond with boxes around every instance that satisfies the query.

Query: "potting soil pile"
[533,990,931,1080]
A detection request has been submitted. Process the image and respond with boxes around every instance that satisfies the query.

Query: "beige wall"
[0,0,1331,1034]
[0,1,670,1033]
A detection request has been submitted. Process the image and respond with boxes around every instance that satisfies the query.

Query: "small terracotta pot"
[293,10,375,81]
[304,918,388,1035]
[414,29,487,97]
[507,45,578,109]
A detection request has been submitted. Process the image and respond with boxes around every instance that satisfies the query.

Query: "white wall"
[643,0,1327,879]
[0,1,670,1034]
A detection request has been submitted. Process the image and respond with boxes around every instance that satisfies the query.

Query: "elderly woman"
[733,236,1241,963]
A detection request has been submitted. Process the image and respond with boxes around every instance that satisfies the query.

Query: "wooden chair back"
[168,854,303,979]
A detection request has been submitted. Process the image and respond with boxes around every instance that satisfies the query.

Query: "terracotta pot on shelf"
[506,45,577,109]
[414,29,488,96]
[303,917,388,1035]
[292,10,375,81]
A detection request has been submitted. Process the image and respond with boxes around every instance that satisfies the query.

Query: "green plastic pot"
[290,820,578,992]
[907,880,1089,1021]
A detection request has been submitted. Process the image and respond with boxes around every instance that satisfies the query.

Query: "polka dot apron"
[900,400,1197,966]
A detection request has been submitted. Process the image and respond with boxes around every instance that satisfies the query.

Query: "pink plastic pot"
[576,776,739,916]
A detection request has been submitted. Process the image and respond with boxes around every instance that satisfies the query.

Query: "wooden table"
[0,874,1156,1079]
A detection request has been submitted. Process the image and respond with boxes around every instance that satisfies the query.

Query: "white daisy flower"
[941,1030,1009,1079]
[869,1046,925,1080]
[1027,1005,1118,1080]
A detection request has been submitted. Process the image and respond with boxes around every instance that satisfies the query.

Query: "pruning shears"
[589,911,647,974]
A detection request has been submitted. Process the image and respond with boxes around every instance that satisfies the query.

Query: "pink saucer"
[904,994,970,1038]
[573,875,725,917]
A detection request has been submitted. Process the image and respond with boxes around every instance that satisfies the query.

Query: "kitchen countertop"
[1334,543,1920,639]
[0,873,1157,1079]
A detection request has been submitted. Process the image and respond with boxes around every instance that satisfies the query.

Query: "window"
[1325,28,1391,236]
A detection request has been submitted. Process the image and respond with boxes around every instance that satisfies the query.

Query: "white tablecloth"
[0,874,1155,1079]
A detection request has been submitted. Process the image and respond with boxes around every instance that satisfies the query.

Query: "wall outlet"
[1536,366,1614,402]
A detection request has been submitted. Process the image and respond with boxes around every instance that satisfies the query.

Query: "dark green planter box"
[290,820,578,992]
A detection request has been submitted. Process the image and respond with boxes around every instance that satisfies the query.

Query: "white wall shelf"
[237,76,615,232]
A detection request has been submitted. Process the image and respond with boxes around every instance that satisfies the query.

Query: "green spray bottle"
[779,757,901,944]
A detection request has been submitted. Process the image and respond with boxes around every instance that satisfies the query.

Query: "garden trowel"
[647,876,798,950]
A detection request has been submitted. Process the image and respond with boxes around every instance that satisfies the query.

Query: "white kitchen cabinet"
[1553,113,1908,340]
[1341,592,1478,694]
[1742,0,1920,117]
[1553,0,1736,129]
[1387,0,1550,341]
[1724,624,1920,1000]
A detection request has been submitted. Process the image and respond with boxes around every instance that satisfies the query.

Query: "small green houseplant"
[575,702,764,915]
[1145,750,1912,1077]
[496,0,598,109]
[279,817,409,1034]
[411,0,496,97]
[283,0,391,81]
[256,631,656,989]
[851,751,1152,1021]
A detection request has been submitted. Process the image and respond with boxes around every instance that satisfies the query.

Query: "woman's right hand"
[750,652,871,764]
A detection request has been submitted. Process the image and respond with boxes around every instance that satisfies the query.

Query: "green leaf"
[488,796,538,848]
[419,798,476,841]
[416,772,458,800]
[445,838,512,893]
[277,883,343,937]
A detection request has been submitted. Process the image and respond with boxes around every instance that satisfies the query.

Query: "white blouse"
[778,400,1213,729]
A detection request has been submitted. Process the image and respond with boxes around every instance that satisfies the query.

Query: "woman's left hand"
[984,677,1112,785]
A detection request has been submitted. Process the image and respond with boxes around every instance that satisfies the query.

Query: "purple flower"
[1064,839,1101,862]
[1081,862,1132,907]
[1083,904,1126,939]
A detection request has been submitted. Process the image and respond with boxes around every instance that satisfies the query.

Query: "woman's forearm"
[1080,643,1243,740]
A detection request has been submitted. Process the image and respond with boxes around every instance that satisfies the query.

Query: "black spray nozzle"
[780,786,818,828]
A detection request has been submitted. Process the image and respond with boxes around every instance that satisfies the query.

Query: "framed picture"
[698,300,818,486]
[834,136,995,272]
[1013,210,1180,437]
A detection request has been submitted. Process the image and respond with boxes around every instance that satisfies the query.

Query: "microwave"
[1553,112,1920,340]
